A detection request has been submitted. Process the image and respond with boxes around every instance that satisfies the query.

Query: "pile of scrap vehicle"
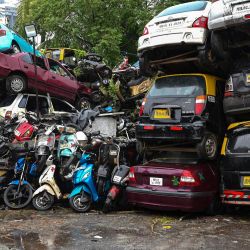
[0,0,249,214]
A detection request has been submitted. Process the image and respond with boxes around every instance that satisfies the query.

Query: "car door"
[19,54,49,93]
[47,59,78,102]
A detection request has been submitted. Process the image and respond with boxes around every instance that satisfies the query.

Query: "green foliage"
[16,0,193,66]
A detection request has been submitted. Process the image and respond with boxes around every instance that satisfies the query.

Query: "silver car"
[209,0,250,30]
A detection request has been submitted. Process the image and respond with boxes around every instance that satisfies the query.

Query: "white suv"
[0,93,77,119]
[138,1,212,76]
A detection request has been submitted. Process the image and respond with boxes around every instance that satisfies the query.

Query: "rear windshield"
[149,75,205,97]
[0,95,16,107]
[157,1,208,17]
[227,132,250,154]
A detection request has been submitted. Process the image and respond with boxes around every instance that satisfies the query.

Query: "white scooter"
[32,131,88,211]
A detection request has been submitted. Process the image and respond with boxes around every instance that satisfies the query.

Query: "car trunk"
[142,75,206,124]
[222,128,250,189]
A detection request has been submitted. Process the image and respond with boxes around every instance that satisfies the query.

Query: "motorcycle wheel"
[102,197,112,213]
[69,192,91,213]
[32,191,55,211]
[4,184,33,209]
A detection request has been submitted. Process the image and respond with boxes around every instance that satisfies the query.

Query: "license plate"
[154,109,170,119]
[113,175,122,183]
[233,2,250,13]
[150,177,163,186]
[158,20,183,31]
[243,176,250,187]
[246,74,250,85]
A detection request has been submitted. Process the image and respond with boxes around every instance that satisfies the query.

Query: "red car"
[0,52,92,109]
[127,157,220,214]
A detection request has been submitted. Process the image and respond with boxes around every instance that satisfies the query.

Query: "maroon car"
[0,52,92,109]
[127,157,220,214]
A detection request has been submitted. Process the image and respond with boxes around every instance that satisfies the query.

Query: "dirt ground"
[0,205,249,250]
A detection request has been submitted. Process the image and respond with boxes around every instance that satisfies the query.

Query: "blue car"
[0,23,40,55]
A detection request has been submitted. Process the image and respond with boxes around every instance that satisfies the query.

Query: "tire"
[69,192,91,213]
[4,184,33,209]
[206,196,221,216]
[196,132,218,160]
[6,74,27,94]
[32,191,55,211]
[139,54,157,77]
[211,31,230,61]
[11,43,21,54]
[102,197,112,213]
[77,97,91,110]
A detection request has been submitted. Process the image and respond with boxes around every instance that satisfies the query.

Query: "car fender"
[68,185,91,199]
[33,184,57,198]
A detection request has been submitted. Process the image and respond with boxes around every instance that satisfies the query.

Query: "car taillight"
[139,98,147,116]
[143,125,155,130]
[192,16,208,29]
[5,111,12,119]
[179,170,200,187]
[195,95,206,115]
[142,26,149,36]
[129,166,136,183]
[245,14,250,19]
[170,126,183,131]
[0,29,6,36]
[224,77,234,97]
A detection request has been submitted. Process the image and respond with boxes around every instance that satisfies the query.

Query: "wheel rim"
[10,78,23,92]
[80,99,91,110]
[35,193,52,209]
[6,185,31,208]
[72,194,90,210]
[205,137,216,157]
[12,45,21,54]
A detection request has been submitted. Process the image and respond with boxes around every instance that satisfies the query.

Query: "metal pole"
[33,36,39,121]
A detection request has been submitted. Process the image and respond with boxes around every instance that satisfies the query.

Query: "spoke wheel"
[32,191,54,211]
[4,184,33,209]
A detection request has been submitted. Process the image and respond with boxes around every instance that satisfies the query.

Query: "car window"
[18,95,28,108]
[51,50,60,61]
[21,54,33,64]
[51,98,75,112]
[149,75,205,97]
[227,132,250,154]
[0,95,16,107]
[26,96,49,115]
[48,59,71,78]
[31,55,47,70]
[157,1,208,17]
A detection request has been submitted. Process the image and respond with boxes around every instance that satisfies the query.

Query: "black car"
[224,69,250,121]
[221,122,250,206]
[136,74,225,160]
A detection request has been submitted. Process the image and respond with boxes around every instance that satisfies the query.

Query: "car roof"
[157,73,224,81]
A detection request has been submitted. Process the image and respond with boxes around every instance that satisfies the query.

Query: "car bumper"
[222,189,250,205]
[138,28,208,52]
[127,186,214,212]
[136,123,205,142]
[223,96,250,115]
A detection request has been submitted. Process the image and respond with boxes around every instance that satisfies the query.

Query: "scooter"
[32,132,87,211]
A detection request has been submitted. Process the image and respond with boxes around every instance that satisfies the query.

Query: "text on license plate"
[243,176,250,187]
[234,2,250,13]
[158,20,183,30]
[150,177,163,186]
[154,109,170,119]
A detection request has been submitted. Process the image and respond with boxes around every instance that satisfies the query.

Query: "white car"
[138,1,212,76]
[208,0,250,62]
[0,93,77,119]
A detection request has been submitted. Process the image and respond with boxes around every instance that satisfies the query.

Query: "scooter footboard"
[68,185,91,199]
[33,184,57,198]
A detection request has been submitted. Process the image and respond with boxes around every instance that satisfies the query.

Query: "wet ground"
[0,205,249,250]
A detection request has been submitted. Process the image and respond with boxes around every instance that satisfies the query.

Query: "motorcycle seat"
[127,76,147,87]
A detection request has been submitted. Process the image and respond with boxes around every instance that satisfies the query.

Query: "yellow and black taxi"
[221,121,250,205]
[136,73,225,160]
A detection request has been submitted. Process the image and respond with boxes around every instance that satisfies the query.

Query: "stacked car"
[127,0,250,213]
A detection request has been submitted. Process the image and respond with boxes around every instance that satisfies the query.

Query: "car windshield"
[157,1,208,17]
[227,131,250,154]
[149,75,205,97]
[0,95,16,107]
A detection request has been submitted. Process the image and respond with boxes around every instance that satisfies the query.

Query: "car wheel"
[211,31,230,60]
[206,195,221,216]
[197,132,218,160]
[11,43,21,54]
[77,97,91,110]
[6,74,27,94]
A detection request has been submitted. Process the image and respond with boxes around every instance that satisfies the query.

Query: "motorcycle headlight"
[83,172,90,180]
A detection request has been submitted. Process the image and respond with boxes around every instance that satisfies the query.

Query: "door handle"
[52,76,56,79]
